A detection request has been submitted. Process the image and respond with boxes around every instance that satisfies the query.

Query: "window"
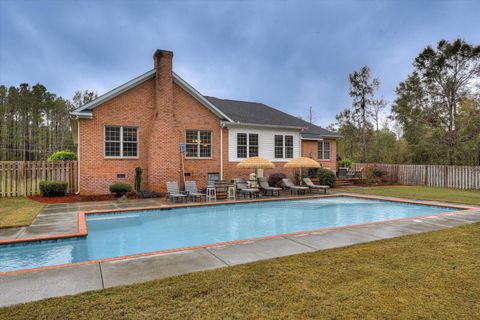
[186,130,212,158]
[105,126,138,158]
[237,133,258,158]
[274,135,283,158]
[249,134,259,157]
[318,141,331,160]
[274,134,294,158]
[237,133,247,158]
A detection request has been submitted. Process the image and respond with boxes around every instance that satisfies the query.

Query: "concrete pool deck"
[0,193,479,307]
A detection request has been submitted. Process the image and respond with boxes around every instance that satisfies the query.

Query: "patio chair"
[185,180,206,202]
[234,178,260,199]
[338,167,349,179]
[166,181,188,203]
[303,178,329,194]
[258,177,282,196]
[282,178,308,195]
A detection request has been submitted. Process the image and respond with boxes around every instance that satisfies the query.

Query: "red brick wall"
[78,78,155,195]
[174,84,221,189]
[301,139,337,171]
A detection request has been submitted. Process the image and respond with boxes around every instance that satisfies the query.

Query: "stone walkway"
[0,194,479,307]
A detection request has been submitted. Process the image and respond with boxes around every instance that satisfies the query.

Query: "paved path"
[0,195,479,307]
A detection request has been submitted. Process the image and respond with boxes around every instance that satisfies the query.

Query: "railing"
[0,161,78,197]
[351,163,480,190]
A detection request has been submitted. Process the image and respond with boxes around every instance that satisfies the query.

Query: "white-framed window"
[104,126,138,158]
[186,130,212,158]
[274,134,294,159]
[237,133,258,158]
[318,141,331,160]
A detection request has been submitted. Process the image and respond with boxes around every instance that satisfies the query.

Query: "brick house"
[71,49,339,195]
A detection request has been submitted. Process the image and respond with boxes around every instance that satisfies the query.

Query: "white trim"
[301,137,324,141]
[104,125,139,159]
[220,121,224,180]
[222,121,305,131]
[173,73,234,122]
[71,111,93,119]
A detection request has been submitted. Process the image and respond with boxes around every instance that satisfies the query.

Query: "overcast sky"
[1,0,479,127]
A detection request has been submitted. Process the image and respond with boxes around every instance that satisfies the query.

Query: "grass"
[337,185,480,206]
[1,222,479,319]
[0,197,45,228]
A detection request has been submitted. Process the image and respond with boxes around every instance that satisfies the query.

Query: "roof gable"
[71,70,233,121]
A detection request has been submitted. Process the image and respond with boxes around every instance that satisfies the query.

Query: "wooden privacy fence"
[0,161,78,197]
[352,163,480,190]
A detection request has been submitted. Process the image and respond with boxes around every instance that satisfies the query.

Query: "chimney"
[147,49,182,192]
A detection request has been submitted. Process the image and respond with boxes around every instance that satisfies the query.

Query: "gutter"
[220,121,224,180]
[76,117,81,194]
[221,121,305,131]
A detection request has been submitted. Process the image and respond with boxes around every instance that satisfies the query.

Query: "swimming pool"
[0,196,459,272]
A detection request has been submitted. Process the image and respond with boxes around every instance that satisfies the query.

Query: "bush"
[48,151,77,161]
[109,183,132,197]
[317,168,336,188]
[364,166,384,185]
[339,159,353,168]
[268,173,287,188]
[134,167,143,191]
[39,180,68,197]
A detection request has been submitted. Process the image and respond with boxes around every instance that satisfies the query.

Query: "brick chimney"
[147,49,182,192]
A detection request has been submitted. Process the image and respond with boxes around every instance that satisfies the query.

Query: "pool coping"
[0,193,478,275]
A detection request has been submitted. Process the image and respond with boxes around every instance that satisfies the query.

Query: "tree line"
[0,85,96,161]
[331,38,480,166]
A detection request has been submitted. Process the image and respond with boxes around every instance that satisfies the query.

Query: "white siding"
[228,126,301,162]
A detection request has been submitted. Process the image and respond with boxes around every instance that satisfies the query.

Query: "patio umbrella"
[284,157,321,185]
[236,156,275,180]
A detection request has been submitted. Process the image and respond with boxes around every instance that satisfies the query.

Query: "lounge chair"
[234,178,260,199]
[185,180,206,202]
[282,178,308,195]
[258,177,281,196]
[303,178,329,194]
[166,181,188,203]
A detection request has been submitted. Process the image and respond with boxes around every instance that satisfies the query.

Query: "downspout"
[220,121,224,180]
[76,117,81,194]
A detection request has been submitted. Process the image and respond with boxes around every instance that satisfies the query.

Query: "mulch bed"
[28,194,139,204]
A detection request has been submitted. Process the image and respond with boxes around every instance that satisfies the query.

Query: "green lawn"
[337,185,480,206]
[0,197,45,229]
[1,222,479,319]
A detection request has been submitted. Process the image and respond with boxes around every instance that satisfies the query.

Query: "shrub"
[339,159,353,168]
[317,168,336,188]
[268,173,287,188]
[48,151,77,161]
[39,180,68,197]
[134,167,143,191]
[364,166,384,185]
[109,183,132,197]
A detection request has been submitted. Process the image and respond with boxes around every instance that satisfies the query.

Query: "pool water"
[0,197,454,272]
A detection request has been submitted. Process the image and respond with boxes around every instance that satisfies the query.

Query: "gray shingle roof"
[205,96,339,139]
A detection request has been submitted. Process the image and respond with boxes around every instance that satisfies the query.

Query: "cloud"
[1,0,479,127]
